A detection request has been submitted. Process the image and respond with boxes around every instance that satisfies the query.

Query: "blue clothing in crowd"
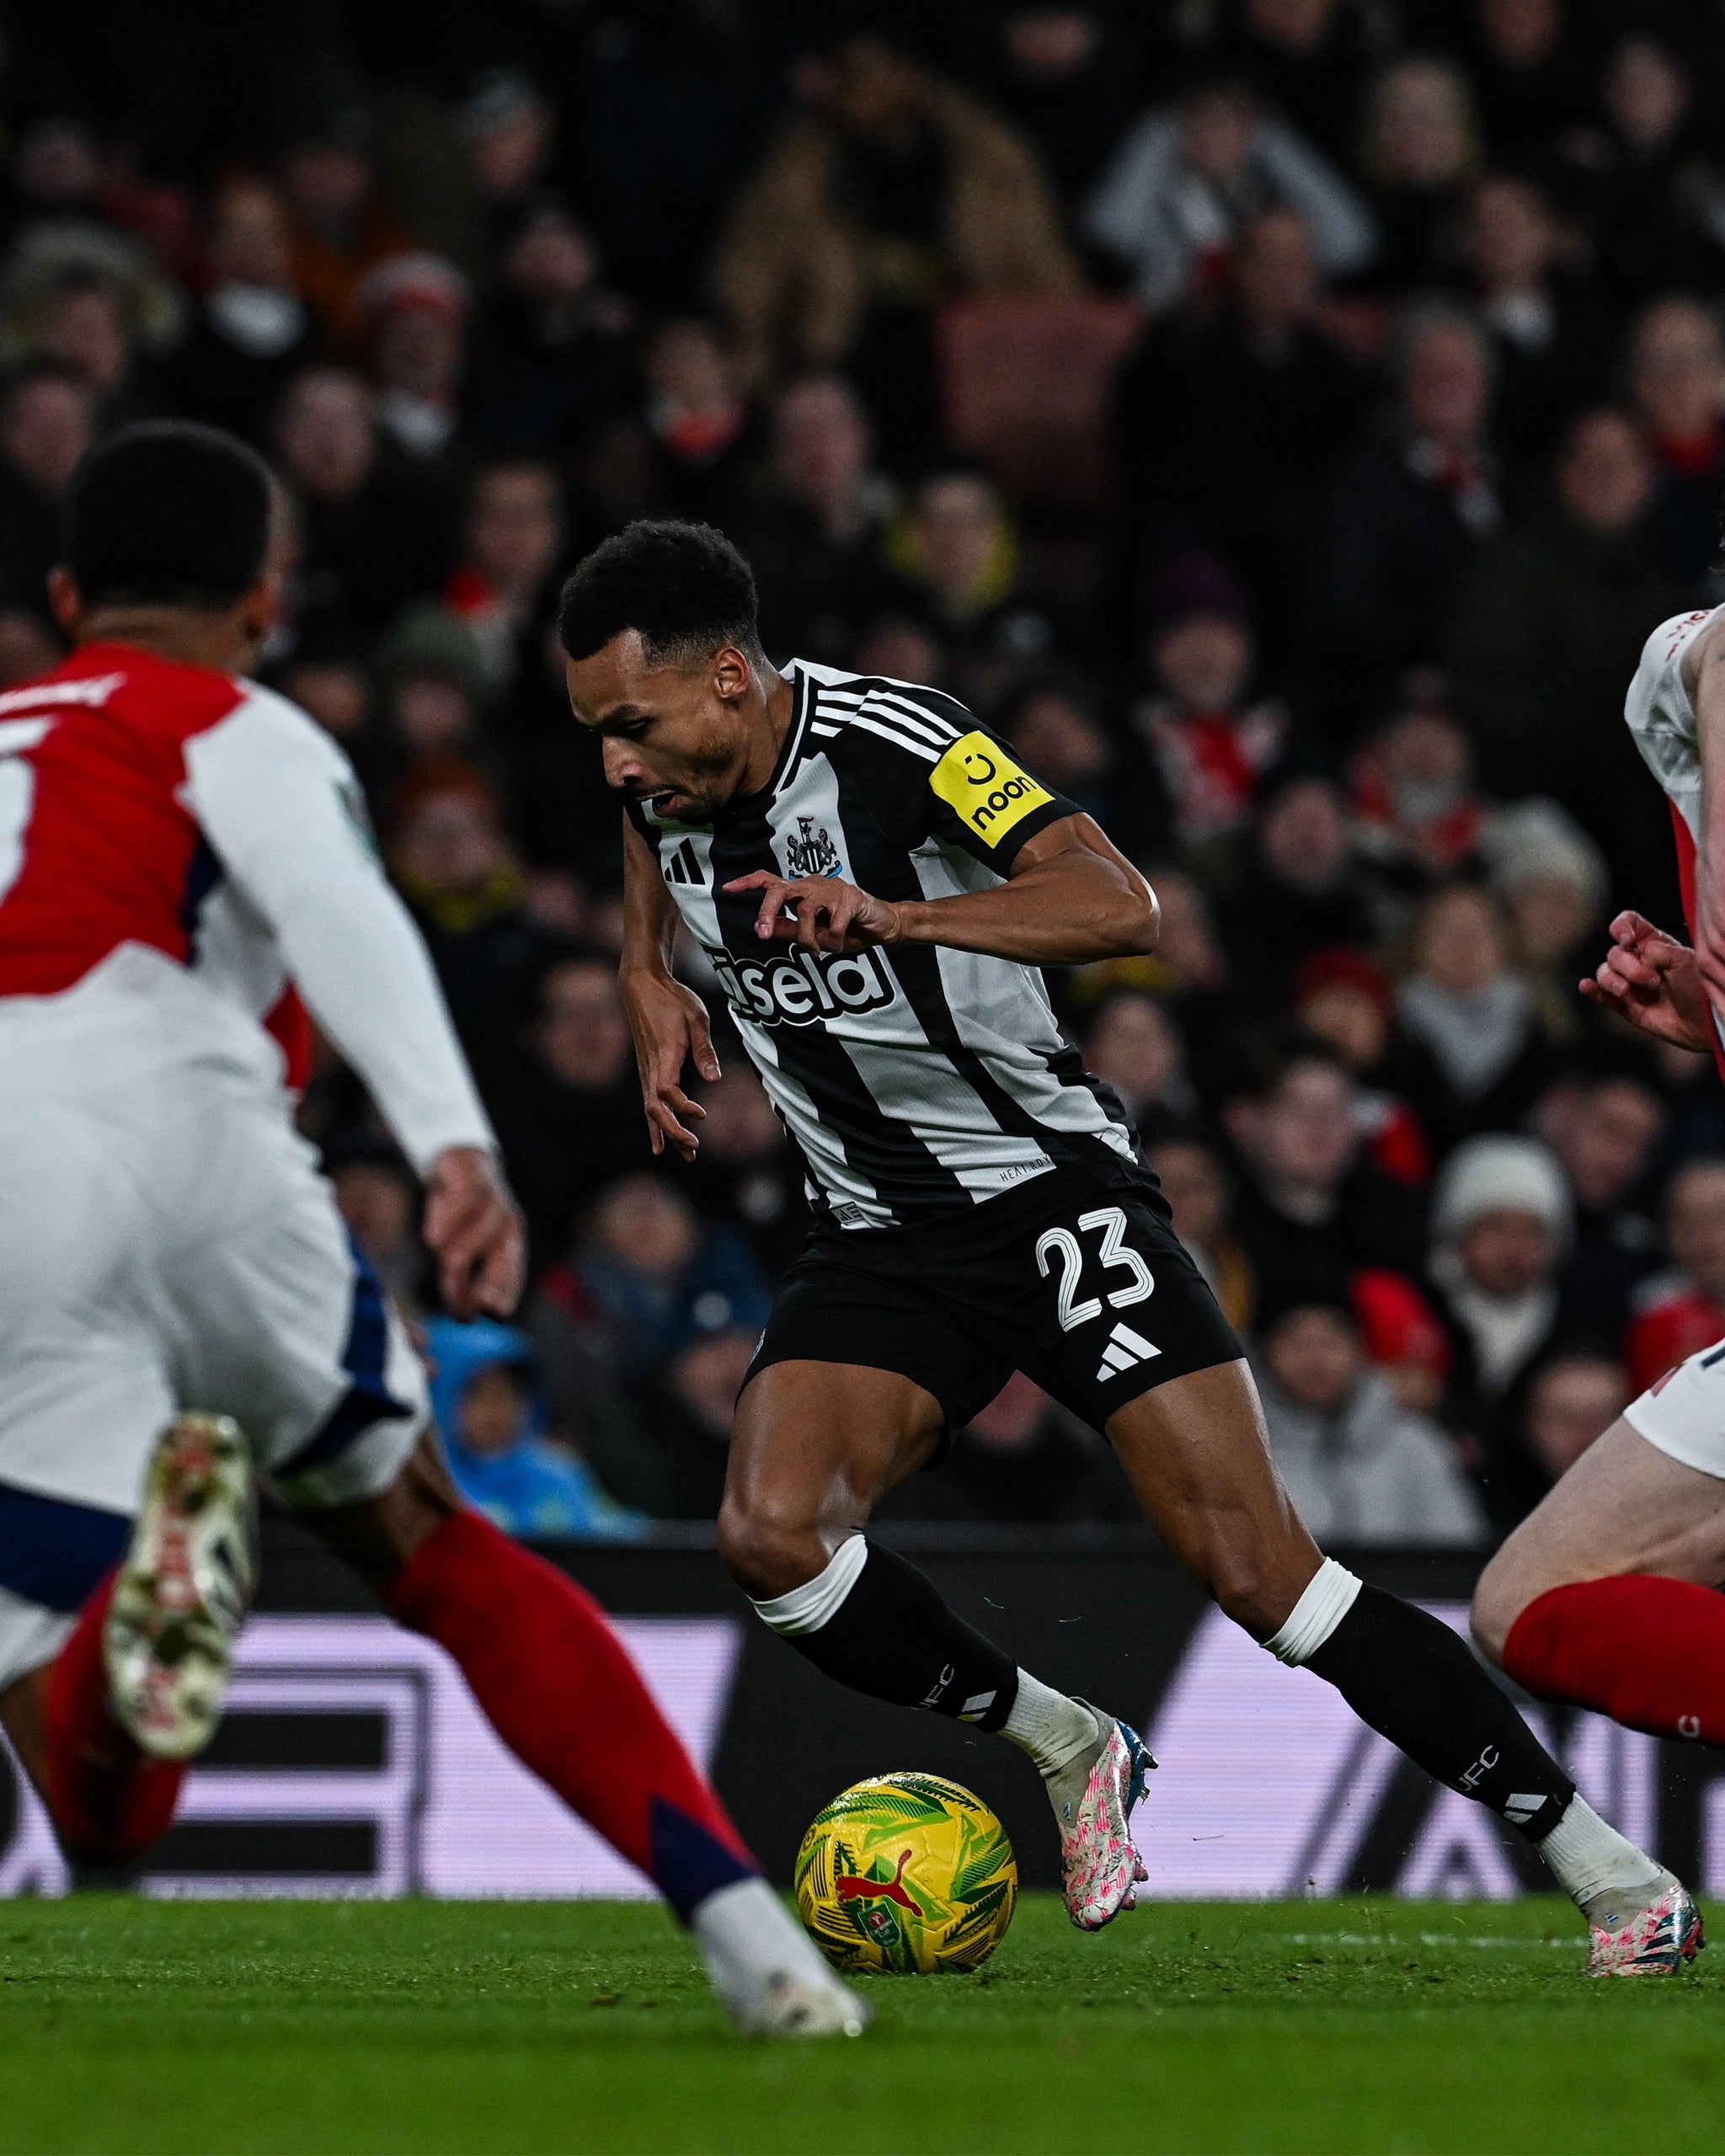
[425,1316,645,1541]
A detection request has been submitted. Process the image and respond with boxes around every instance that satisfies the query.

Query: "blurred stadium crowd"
[6,0,1725,1545]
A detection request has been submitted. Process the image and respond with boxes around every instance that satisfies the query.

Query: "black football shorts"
[746,1152,1244,1438]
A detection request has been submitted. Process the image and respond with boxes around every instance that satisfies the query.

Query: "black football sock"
[750,1537,1018,1732]
[1270,1561,1574,1839]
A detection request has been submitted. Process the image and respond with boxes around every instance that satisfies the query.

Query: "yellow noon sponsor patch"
[929,730,1054,848]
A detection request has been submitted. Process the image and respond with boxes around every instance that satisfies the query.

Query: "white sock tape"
[751,1535,869,1638]
[1263,1558,1363,1667]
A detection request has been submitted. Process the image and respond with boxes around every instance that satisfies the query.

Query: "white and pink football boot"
[1046,1705,1156,1931]
[1584,1874,1705,1977]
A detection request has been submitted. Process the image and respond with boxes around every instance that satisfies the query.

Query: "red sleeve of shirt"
[264,984,315,1094]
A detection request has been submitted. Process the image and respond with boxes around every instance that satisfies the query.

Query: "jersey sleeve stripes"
[641,661,1135,1230]
[805,677,956,759]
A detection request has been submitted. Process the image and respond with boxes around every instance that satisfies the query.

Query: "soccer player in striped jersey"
[562,520,1699,1972]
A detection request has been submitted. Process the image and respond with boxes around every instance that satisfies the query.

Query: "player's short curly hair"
[558,519,763,666]
[66,420,272,609]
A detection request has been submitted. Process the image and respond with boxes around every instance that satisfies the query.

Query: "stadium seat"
[936,296,1145,515]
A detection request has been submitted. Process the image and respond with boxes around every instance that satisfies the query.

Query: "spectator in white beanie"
[1483,799,1609,1038]
[1427,1135,1584,1522]
[1432,1132,1573,1261]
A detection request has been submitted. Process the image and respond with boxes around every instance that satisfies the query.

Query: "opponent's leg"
[1107,1361,1699,1974]
[1474,1416,1725,1744]
[0,1412,255,1868]
[720,1361,1153,1929]
[308,1429,864,2036]
[1,1585,184,1869]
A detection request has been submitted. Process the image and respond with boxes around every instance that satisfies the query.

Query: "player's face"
[565,630,754,824]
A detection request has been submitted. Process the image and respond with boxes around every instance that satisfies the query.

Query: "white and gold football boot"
[692,1877,871,2037]
[104,1413,257,1761]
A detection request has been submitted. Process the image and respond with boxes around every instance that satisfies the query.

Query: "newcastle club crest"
[784,816,842,879]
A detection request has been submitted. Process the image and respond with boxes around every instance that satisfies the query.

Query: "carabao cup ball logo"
[793,1772,1017,1975]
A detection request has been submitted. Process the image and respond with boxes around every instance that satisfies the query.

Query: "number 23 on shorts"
[1034,1206,1154,1332]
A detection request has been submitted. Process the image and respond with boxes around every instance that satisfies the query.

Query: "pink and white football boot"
[1048,1705,1156,1932]
[1584,1874,1705,1977]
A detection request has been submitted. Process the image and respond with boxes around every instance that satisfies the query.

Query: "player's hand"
[424,1145,525,1320]
[1579,910,1712,1053]
[724,870,905,953]
[619,967,719,1160]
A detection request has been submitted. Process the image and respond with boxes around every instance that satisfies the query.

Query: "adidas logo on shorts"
[1095,1321,1160,1384]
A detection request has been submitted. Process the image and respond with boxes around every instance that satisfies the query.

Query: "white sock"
[691,1876,835,2009]
[1263,1559,1362,1666]
[1001,1669,1098,1778]
[1537,1794,1664,1919]
[750,1536,868,1636]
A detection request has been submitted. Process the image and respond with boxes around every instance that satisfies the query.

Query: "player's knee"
[1209,1569,1290,1640]
[715,1495,828,1602]
[1201,1538,1309,1641]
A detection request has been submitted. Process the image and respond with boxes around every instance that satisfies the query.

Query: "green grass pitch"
[2,1893,1722,2155]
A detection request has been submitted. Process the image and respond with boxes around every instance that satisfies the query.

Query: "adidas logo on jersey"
[702,941,897,1028]
[663,838,704,886]
[1095,1320,1160,1384]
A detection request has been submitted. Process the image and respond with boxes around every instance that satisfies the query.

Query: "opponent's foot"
[692,1876,870,2038]
[732,1970,872,2039]
[104,1413,256,1761]
[1583,1871,1704,1977]
[1046,1703,1155,1931]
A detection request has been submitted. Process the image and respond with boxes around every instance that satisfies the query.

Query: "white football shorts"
[0,950,427,1692]
[1624,1336,1725,1481]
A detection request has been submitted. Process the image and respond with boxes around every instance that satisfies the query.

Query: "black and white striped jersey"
[628,660,1137,1230]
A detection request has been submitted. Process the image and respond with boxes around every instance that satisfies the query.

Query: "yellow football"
[793,1771,1017,1975]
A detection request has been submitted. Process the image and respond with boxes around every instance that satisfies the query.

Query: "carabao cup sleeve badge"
[929,730,1055,848]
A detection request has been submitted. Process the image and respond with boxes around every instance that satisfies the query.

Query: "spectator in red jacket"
[1291,947,1434,1187]
[1130,555,1286,853]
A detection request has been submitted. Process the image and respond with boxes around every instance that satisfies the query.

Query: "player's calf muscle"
[308,1429,462,1588]
[1104,1362,1322,1637]
[1470,1558,1530,1664]
[0,1666,48,1793]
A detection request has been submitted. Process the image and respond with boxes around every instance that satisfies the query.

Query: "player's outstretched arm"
[619,814,720,1160]
[725,814,1158,967]
[1579,910,1711,1053]
[183,688,525,1313]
